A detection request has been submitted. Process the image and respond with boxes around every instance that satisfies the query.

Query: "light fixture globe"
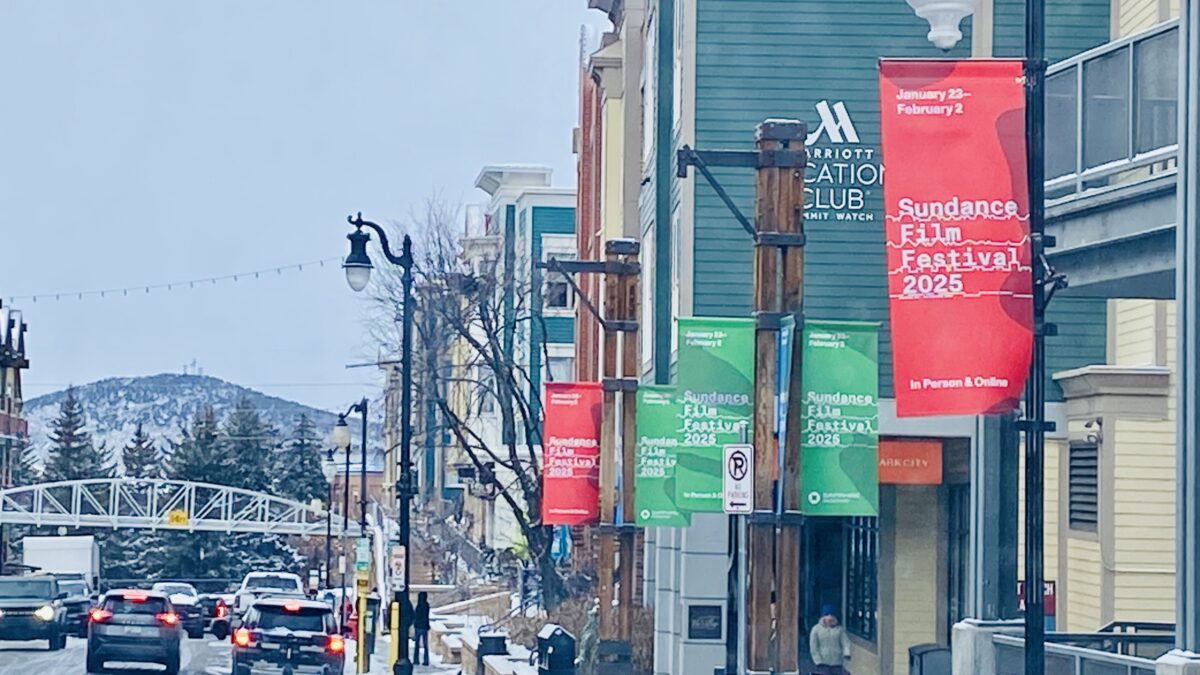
[343,228,373,292]
[322,455,338,483]
[330,416,351,450]
[905,0,980,50]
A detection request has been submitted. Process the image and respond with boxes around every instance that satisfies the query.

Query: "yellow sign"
[166,509,189,526]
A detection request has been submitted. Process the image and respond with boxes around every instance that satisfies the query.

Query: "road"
[0,635,231,675]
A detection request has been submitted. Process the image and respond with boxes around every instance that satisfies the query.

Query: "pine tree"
[122,423,161,479]
[168,406,229,484]
[9,438,41,486]
[43,387,112,481]
[274,414,327,505]
[221,396,276,493]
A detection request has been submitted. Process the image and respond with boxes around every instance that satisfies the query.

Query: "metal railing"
[993,630,1171,675]
[1046,19,1180,200]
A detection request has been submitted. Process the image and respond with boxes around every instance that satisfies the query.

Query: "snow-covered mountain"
[23,373,382,468]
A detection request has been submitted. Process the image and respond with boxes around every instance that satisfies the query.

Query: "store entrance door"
[800,516,845,653]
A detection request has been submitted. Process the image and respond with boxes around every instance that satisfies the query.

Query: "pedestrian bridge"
[1044,19,1179,300]
[0,478,361,537]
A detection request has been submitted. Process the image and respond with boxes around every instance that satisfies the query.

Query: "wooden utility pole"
[747,119,807,674]
[618,246,641,640]
[597,244,622,641]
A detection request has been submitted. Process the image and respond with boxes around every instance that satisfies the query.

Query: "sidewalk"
[349,635,461,675]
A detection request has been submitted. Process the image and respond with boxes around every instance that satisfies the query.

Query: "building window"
[845,516,878,642]
[1069,440,1099,532]
[543,252,575,312]
[547,356,575,383]
[476,367,496,415]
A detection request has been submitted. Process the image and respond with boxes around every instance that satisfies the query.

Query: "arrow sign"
[723,444,754,515]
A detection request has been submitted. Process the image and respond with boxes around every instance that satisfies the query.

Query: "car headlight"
[0,608,6,618]
[34,605,55,622]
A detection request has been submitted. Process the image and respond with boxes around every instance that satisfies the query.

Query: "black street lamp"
[322,448,338,590]
[342,212,416,675]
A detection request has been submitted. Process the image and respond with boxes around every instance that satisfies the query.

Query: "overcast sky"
[0,1,600,410]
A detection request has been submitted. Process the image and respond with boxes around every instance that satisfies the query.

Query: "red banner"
[541,382,603,525]
[880,60,1032,417]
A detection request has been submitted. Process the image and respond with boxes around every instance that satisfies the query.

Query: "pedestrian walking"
[809,604,851,675]
[412,591,431,666]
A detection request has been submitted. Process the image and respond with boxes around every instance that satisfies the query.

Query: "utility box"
[909,643,952,675]
[537,624,576,674]
[477,630,508,674]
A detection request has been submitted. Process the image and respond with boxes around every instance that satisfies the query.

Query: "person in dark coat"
[412,592,431,666]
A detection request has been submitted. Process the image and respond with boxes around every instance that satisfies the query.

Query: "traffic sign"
[723,444,754,514]
[355,537,370,572]
[166,509,189,526]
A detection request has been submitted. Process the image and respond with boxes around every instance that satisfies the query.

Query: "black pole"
[326,450,334,590]
[343,437,351,632]
[394,234,415,675]
[1024,0,1047,673]
[725,515,738,675]
[359,398,369,534]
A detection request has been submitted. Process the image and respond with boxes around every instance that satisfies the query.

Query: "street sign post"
[723,444,754,515]
[389,545,406,592]
[355,537,370,573]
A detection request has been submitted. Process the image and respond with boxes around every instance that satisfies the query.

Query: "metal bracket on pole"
[746,511,804,526]
[541,258,641,333]
[1016,419,1057,433]
[753,312,790,331]
[754,232,807,248]
[596,523,641,535]
[602,378,639,393]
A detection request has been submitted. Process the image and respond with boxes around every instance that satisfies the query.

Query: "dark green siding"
[528,205,577,411]
[693,0,971,397]
[993,0,1111,61]
[691,0,1107,400]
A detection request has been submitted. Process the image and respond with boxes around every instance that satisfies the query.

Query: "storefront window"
[845,516,878,642]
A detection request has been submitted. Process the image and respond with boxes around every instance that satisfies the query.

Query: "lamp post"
[331,416,354,632]
[906,2,1049,674]
[322,449,338,590]
[342,212,416,675]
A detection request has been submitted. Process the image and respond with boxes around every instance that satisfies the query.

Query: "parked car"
[86,589,182,675]
[0,575,69,650]
[54,578,94,637]
[197,593,230,639]
[233,572,305,615]
[231,597,344,675]
[151,582,204,639]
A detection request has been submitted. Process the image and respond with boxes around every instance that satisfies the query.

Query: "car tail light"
[326,635,345,654]
[124,592,149,603]
[216,600,227,618]
[89,609,113,623]
[233,628,252,648]
[156,612,178,626]
[283,602,301,612]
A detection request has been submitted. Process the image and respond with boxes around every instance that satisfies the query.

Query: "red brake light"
[233,628,252,648]
[283,602,301,612]
[326,635,345,654]
[124,592,149,603]
[216,601,227,618]
[156,612,178,626]
[89,609,113,623]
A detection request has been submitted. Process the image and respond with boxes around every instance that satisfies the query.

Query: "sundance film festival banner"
[634,385,690,527]
[800,321,880,516]
[674,317,755,513]
[879,60,1032,417]
[541,382,603,526]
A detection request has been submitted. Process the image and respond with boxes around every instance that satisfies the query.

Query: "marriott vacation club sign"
[805,100,883,224]
[879,60,1033,417]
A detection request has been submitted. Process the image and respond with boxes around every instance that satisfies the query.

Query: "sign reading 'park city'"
[879,60,1033,417]
[540,382,603,526]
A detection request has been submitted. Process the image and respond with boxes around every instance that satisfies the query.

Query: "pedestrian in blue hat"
[809,604,851,674]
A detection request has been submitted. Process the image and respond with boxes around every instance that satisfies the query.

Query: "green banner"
[674,317,755,513]
[800,320,880,516]
[634,385,691,527]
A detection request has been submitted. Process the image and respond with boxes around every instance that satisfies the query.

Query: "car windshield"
[246,576,300,591]
[154,584,196,596]
[105,595,167,615]
[59,581,87,596]
[250,606,330,633]
[0,580,53,599]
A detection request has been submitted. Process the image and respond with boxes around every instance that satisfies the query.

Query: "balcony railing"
[992,622,1175,675]
[1046,19,1180,200]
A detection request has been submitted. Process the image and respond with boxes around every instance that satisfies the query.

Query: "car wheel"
[47,629,62,651]
[86,648,104,673]
[163,651,180,675]
[188,627,203,640]
[232,656,252,675]
[213,623,229,640]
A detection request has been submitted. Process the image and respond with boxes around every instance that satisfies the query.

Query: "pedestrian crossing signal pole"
[678,119,807,674]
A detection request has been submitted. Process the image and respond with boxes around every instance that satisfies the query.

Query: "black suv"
[86,589,182,675]
[231,597,345,675]
[0,575,69,650]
